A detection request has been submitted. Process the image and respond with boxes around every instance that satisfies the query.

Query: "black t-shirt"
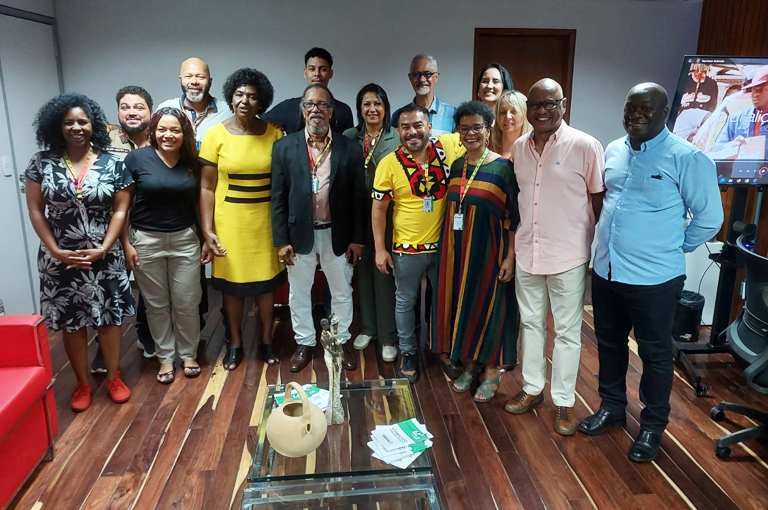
[124,147,198,232]
[262,96,354,134]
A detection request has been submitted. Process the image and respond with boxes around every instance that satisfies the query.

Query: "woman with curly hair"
[431,101,519,403]
[200,68,284,370]
[475,63,515,110]
[491,90,532,159]
[25,92,134,411]
[122,108,208,383]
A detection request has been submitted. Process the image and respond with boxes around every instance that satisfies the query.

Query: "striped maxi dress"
[430,156,520,366]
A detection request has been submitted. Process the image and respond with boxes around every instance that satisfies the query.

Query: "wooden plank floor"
[10,282,768,510]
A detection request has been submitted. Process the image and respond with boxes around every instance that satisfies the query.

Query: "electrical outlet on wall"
[1,156,12,177]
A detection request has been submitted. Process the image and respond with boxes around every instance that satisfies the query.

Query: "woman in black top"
[122,107,208,383]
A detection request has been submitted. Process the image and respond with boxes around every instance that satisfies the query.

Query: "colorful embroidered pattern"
[393,137,449,199]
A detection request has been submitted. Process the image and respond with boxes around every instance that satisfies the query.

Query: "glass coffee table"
[242,378,441,509]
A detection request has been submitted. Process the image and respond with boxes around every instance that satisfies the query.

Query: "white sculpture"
[320,315,344,425]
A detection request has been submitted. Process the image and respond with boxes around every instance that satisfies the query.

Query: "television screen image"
[668,56,768,187]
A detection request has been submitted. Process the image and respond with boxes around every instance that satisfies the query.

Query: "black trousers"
[592,273,685,433]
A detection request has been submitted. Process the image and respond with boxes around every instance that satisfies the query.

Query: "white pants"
[287,228,354,346]
[515,263,587,407]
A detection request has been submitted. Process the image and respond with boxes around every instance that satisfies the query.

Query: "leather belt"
[314,223,332,230]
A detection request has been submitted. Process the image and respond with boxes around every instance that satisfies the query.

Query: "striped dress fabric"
[199,123,286,296]
[430,157,520,366]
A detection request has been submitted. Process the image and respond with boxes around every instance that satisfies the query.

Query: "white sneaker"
[353,334,372,350]
[382,345,398,362]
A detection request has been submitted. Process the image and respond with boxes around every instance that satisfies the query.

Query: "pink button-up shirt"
[512,122,605,275]
[306,128,332,223]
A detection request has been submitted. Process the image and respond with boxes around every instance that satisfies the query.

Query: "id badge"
[423,196,433,212]
[453,213,464,230]
[311,176,320,194]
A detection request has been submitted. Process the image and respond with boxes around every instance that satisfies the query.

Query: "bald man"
[504,79,606,437]
[580,83,722,462]
[156,57,233,146]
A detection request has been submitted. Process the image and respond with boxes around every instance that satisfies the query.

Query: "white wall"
[52,0,701,146]
[0,0,54,16]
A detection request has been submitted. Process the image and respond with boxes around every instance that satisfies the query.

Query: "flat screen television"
[668,55,768,187]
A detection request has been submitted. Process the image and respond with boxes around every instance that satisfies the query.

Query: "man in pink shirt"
[504,78,605,436]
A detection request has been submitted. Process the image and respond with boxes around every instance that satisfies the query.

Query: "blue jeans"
[392,252,438,356]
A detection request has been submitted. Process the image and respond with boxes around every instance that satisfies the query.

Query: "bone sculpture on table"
[320,315,344,425]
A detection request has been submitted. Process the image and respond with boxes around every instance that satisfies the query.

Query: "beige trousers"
[131,226,202,364]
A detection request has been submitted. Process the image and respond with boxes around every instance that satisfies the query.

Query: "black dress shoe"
[342,342,357,371]
[290,345,312,372]
[629,429,662,463]
[578,409,626,436]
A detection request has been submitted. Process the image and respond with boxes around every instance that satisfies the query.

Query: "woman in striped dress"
[431,101,519,402]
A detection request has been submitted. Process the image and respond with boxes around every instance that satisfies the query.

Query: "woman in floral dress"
[25,93,134,412]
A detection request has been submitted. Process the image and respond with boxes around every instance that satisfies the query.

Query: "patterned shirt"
[372,133,463,253]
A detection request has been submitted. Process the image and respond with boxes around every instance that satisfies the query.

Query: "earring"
[485,138,489,147]
[458,139,463,147]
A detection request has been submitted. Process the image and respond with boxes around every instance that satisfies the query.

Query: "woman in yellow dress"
[200,68,284,370]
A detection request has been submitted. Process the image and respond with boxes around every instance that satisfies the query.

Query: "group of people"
[25,46,724,464]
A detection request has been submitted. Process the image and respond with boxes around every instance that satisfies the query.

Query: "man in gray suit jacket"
[272,84,366,372]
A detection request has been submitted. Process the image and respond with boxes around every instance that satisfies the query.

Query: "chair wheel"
[715,446,731,459]
[695,385,709,397]
[710,407,725,422]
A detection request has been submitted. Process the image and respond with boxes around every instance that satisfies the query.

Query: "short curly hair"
[33,93,110,153]
[453,101,495,131]
[222,68,274,115]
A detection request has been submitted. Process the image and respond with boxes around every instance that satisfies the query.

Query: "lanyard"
[63,149,94,200]
[459,148,489,208]
[308,138,332,176]
[364,129,383,166]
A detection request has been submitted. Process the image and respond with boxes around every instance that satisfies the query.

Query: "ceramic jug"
[266,382,328,457]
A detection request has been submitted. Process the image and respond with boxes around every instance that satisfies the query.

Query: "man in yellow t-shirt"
[371,104,462,382]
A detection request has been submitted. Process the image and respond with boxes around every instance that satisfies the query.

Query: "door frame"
[0,5,64,313]
[473,28,576,120]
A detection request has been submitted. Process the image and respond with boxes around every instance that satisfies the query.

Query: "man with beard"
[504,78,605,437]
[93,86,155,372]
[156,57,232,146]
[263,47,353,134]
[107,86,152,158]
[392,55,456,136]
[271,84,366,372]
[371,104,463,382]
[580,83,722,462]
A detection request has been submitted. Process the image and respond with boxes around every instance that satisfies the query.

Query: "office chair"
[710,235,768,459]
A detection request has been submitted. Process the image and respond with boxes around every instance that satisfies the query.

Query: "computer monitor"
[668,55,768,187]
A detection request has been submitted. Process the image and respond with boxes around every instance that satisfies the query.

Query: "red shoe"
[107,370,131,404]
[71,383,92,412]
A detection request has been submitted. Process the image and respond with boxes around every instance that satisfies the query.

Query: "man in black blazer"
[272,84,366,372]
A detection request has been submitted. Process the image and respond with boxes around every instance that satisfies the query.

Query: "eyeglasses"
[526,98,565,112]
[409,71,437,81]
[458,124,486,135]
[302,102,332,111]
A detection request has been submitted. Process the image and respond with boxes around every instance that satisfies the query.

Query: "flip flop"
[437,353,464,380]
[473,373,502,403]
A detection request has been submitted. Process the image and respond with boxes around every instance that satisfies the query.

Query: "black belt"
[314,223,332,230]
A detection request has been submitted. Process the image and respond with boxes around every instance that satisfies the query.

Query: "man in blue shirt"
[392,54,456,136]
[579,83,723,463]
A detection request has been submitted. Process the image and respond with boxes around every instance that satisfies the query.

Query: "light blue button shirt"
[392,96,457,136]
[593,127,723,285]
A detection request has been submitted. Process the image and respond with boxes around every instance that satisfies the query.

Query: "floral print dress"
[25,150,135,332]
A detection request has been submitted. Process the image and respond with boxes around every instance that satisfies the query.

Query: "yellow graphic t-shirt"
[372,133,463,253]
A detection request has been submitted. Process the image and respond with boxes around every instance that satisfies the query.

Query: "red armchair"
[0,315,57,509]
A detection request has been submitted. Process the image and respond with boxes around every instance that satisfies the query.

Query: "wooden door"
[473,28,576,122]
